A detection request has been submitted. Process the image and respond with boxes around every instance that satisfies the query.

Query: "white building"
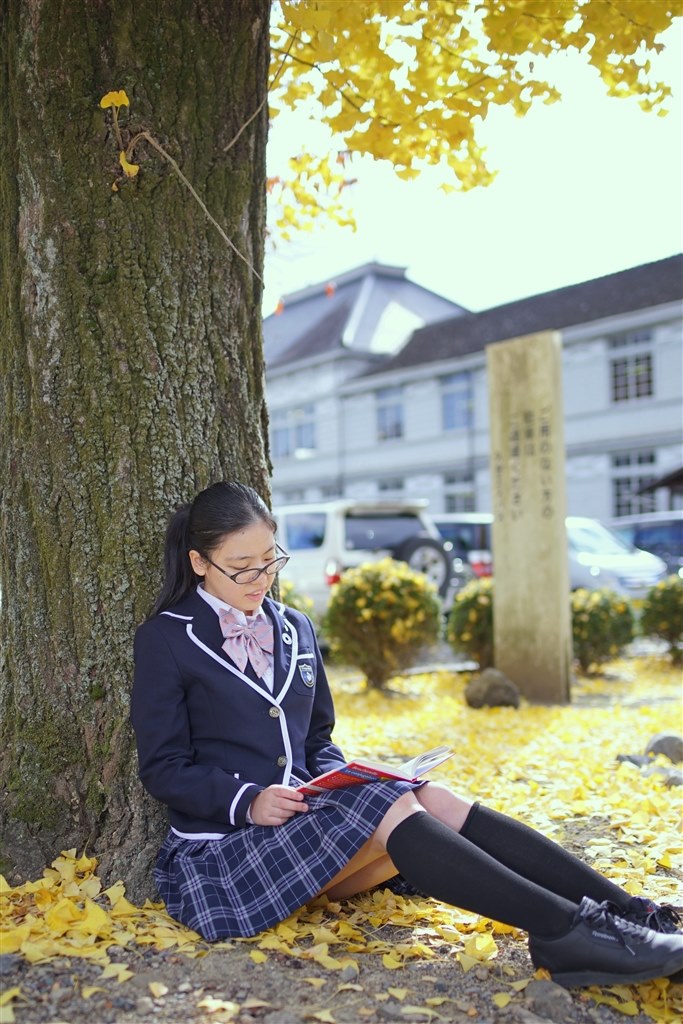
[264,255,683,520]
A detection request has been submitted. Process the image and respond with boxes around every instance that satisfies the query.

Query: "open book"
[296,745,453,796]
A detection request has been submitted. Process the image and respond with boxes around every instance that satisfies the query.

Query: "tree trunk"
[0,0,271,900]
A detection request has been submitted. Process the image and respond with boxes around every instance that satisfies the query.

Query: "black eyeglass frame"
[204,543,291,586]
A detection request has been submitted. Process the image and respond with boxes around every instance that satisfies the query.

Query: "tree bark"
[0,0,271,900]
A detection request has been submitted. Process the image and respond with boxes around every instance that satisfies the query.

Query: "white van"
[274,500,453,616]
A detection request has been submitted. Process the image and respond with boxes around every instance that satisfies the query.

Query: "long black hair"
[149,482,276,617]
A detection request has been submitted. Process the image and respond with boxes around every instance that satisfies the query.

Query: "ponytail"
[148,482,277,618]
[148,503,197,617]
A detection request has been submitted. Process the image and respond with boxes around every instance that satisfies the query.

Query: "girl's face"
[189,519,278,615]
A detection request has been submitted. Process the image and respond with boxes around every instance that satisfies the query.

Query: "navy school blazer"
[130,590,346,835]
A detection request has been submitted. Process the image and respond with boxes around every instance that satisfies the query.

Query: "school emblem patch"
[298,663,315,687]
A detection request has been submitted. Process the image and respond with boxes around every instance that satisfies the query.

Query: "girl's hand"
[250,785,309,826]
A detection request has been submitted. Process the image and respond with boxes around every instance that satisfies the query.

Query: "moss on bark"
[0,0,272,900]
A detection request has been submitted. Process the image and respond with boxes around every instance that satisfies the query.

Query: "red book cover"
[297,745,453,796]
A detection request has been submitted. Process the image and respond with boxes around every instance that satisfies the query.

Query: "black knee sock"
[386,812,576,937]
[460,804,630,912]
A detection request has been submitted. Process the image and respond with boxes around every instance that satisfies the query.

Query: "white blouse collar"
[196,585,267,625]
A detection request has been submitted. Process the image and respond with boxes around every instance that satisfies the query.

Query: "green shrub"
[446,577,494,668]
[571,588,635,672]
[322,557,441,689]
[639,575,683,664]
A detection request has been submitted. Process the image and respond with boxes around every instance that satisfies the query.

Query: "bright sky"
[263,20,682,315]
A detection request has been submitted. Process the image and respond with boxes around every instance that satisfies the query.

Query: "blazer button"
[269,706,281,718]
[277,755,287,767]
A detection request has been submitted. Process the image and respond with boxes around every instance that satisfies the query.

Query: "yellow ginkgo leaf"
[119,151,140,178]
[387,988,408,1000]
[463,932,498,961]
[457,952,480,974]
[100,962,134,983]
[148,982,168,998]
[0,988,22,1008]
[82,986,106,999]
[249,949,268,963]
[197,996,239,1014]
[100,90,130,109]
[492,993,512,1008]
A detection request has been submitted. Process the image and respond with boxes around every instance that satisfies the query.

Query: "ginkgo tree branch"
[224,27,299,154]
[125,130,263,282]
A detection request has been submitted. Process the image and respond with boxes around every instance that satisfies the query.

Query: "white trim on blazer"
[185,618,300,786]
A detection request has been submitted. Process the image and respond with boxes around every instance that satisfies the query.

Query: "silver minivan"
[608,510,683,579]
[431,513,668,598]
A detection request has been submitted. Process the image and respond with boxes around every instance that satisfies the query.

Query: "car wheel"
[392,536,452,598]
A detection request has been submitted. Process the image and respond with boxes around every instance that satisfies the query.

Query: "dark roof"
[264,277,364,367]
[364,254,683,375]
[268,299,352,368]
[639,467,683,493]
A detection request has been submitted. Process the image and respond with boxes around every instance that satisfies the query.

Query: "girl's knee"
[375,791,425,848]
[415,783,473,832]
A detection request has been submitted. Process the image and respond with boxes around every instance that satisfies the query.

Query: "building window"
[376,387,403,441]
[270,404,316,459]
[443,469,474,512]
[293,405,316,453]
[282,488,305,504]
[271,410,291,459]
[608,330,653,403]
[378,478,404,493]
[611,353,653,402]
[441,372,472,431]
[608,329,653,349]
[445,493,475,512]
[610,451,658,516]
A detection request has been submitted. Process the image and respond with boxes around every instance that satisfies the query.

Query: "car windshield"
[345,514,423,550]
[281,512,327,550]
[567,520,633,556]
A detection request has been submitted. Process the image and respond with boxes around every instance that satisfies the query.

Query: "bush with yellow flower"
[278,578,317,625]
[640,575,683,665]
[322,558,441,689]
[570,587,634,672]
[446,577,494,668]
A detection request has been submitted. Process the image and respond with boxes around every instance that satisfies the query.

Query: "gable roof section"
[264,277,363,367]
[267,298,353,369]
[263,261,468,370]
[365,254,683,375]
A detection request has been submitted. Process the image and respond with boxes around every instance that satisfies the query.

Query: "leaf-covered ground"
[1,656,682,1024]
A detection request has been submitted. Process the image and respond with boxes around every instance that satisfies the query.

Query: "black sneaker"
[382,874,430,899]
[528,896,683,988]
[620,896,682,934]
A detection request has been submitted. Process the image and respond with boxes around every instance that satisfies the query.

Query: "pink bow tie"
[219,609,274,679]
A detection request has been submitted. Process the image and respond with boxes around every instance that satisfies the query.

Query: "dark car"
[609,511,683,578]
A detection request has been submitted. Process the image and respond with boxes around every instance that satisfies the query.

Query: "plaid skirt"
[155,778,423,940]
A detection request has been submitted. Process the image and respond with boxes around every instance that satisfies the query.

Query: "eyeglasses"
[205,543,290,586]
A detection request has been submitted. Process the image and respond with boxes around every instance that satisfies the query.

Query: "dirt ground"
[2,819,681,1024]
[3,652,682,1024]
[2,910,682,1024]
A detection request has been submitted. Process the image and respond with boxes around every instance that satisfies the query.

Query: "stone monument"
[486,331,572,703]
